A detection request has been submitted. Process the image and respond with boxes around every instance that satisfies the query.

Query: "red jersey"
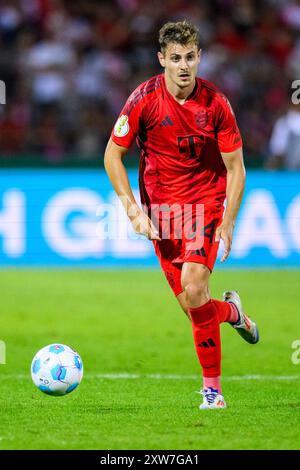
[111,74,242,207]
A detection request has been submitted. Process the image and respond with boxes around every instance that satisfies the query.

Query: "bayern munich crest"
[195,110,209,129]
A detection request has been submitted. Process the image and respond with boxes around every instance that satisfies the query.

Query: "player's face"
[158,43,201,89]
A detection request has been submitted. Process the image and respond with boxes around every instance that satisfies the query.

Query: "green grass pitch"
[0,269,299,450]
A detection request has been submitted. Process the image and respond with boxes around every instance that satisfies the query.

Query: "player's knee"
[184,281,208,306]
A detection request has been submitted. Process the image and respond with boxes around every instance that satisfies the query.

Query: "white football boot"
[223,290,259,344]
[198,387,227,410]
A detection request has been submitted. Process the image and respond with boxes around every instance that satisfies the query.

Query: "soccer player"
[104,20,259,409]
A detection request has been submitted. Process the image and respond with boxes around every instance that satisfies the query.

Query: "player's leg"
[176,292,190,319]
[180,262,238,321]
[153,218,258,410]
[181,261,210,307]
[181,261,226,407]
[177,263,259,344]
[176,281,241,325]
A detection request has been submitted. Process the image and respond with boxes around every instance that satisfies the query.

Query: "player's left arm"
[216,147,246,262]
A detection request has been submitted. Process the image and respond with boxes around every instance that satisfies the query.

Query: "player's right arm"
[104,137,160,240]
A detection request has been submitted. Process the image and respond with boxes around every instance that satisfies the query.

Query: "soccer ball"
[31,344,83,396]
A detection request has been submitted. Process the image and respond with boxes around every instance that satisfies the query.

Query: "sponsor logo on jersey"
[114,114,129,137]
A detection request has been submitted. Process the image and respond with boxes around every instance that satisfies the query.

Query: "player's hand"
[128,208,161,241]
[215,222,234,262]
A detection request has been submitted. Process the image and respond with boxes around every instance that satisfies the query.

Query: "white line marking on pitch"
[6,373,299,381]
[92,373,300,381]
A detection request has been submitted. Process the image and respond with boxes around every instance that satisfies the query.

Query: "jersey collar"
[162,74,201,105]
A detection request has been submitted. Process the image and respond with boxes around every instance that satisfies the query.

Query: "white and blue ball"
[31,344,83,396]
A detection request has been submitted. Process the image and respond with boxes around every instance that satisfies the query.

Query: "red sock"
[189,300,221,379]
[203,376,221,393]
[212,299,239,324]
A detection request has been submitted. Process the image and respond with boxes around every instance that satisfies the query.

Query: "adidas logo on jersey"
[159,115,174,127]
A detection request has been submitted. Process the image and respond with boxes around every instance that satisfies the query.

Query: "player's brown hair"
[158,20,201,53]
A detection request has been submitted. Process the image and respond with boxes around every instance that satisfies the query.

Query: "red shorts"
[152,204,223,296]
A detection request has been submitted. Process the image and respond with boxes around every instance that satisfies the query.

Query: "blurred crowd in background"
[0,0,300,168]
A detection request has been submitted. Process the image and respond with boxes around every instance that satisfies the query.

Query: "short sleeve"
[111,89,145,149]
[216,95,243,153]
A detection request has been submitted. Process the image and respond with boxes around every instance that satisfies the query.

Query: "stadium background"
[1,0,300,451]
[0,0,300,267]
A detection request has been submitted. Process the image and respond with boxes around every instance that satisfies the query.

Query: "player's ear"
[197,48,202,64]
[157,51,166,68]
